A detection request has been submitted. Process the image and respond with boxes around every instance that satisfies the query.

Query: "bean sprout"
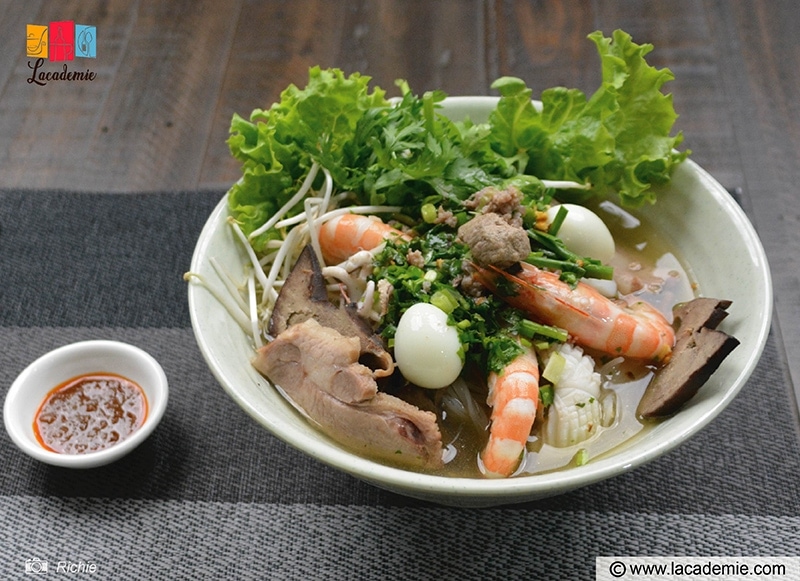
[262,223,306,308]
[249,162,320,240]
[209,257,248,314]
[322,266,365,301]
[247,270,263,349]
[228,218,271,302]
[206,164,400,344]
[183,271,251,334]
[358,280,376,318]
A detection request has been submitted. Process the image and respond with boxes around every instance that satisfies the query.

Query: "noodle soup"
[405,201,697,478]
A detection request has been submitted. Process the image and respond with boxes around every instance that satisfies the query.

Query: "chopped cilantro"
[372,231,532,372]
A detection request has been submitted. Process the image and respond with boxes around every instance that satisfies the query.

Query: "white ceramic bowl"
[188,97,772,507]
[4,340,169,468]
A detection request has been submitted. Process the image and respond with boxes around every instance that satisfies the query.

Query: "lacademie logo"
[26,21,97,86]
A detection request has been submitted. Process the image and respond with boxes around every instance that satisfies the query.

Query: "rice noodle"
[445,378,489,431]
[599,356,625,378]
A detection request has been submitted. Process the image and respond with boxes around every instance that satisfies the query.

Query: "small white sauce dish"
[3,340,169,468]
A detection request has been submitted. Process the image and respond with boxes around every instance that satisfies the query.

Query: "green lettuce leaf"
[226,71,522,250]
[226,31,689,252]
[226,67,388,251]
[489,29,688,207]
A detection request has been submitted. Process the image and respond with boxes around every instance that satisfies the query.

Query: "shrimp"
[318,214,411,265]
[474,263,675,363]
[480,344,540,478]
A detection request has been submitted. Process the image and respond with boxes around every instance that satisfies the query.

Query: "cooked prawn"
[480,344,540,478]
[318,214,411,265]
[474,263,675,362]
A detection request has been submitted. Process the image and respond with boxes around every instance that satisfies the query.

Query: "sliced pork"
[253,319,443,469]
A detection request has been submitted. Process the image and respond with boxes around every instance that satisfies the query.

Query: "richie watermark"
[24,557,99,575]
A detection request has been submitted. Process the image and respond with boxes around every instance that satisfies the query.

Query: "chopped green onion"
[391,213,417,227]
[540,384,554,407]
[518,319,568,343]
[542,351,566,384]
[421,203,438,224]
[527,230,613,281]
[430,289,459,314]
[548,205,569,235]
[574,448,589,466]
[584,263,614,280]
[528,228,565,255]
[525,253,586,278]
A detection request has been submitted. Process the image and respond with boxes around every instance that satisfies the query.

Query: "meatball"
[457,212,531,269]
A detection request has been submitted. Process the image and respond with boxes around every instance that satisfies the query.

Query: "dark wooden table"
[3,0,796,398]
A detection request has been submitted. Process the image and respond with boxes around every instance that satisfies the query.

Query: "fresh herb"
[226,31,687,252]
[372,232,530,373]
[225,30,688,379]
[488,30,688,208]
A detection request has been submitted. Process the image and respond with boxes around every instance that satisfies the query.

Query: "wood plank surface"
[200,0,488,189]
[1,0,798,403]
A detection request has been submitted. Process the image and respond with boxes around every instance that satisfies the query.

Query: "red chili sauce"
[34,373,148,454]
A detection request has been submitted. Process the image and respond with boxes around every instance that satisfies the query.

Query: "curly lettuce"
[489,29,688,207]
[226,67,388,251]
[226,30,688,252]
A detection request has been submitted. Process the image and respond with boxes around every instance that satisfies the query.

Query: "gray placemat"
[1,190,798,579]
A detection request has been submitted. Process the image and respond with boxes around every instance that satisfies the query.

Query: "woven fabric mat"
[1,191,798,580]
